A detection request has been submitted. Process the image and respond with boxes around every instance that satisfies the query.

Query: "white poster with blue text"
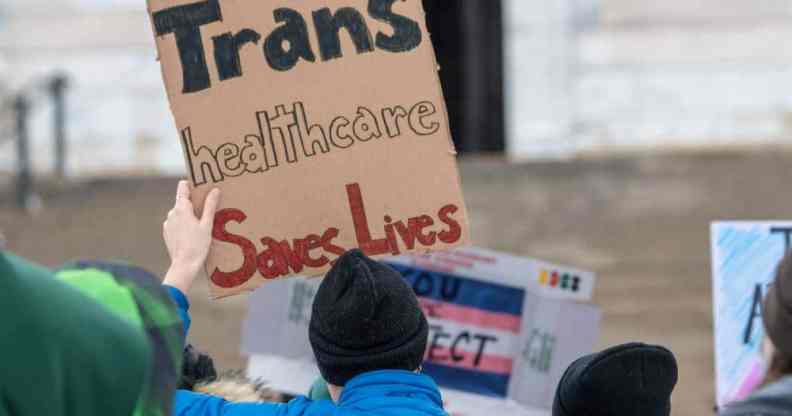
[711,222,792,408]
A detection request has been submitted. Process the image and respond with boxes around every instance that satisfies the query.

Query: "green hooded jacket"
[0,252,150,416]
[0,253,184,416]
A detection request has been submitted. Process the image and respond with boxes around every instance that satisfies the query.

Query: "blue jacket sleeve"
[165,285,191,337]
[174,390,287,416]
[174,390,322,416]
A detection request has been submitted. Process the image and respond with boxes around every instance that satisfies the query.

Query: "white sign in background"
[711,222,792,408]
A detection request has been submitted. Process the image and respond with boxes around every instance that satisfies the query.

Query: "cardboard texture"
[147,0,469,297]
[711,222,792,407]
[242,247,601,411]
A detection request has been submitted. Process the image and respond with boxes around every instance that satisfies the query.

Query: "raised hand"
[163,180,221,294]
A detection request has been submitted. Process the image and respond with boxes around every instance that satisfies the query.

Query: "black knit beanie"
[309,249,429,386]
[553,343,678,416]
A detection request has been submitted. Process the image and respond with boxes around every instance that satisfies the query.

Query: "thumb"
[200,188,221,228]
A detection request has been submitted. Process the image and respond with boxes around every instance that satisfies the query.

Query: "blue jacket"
[164,286,448,416]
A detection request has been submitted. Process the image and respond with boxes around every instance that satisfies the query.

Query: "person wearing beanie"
[161,181,447,416]
[553,343,678,416]
[720,250,792,416]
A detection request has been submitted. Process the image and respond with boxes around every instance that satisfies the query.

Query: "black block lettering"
[213,29,262,81]
[368,0,421,53]
[153,0,223,93]
[313,7,374,61]
[264,8,316,71]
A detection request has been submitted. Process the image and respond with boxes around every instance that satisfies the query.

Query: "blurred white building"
[1,0,792,176]
[0,0,181,176]
[505,0,792,158]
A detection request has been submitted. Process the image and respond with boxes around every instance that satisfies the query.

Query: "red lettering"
[438,204,462,244]
[278,240,305,274]
[258,237,288,279]
[383,215,401,255]
[209,189,461,288]
[320,227,347,261]
[394,220,417,250]
[410,215,437,246]
[346,183,390,255]
[301,234,328,268]
[211,208,258,288]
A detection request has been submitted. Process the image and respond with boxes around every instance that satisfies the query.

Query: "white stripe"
[427,318,519,357]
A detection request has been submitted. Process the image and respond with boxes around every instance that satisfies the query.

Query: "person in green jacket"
[56,260,186,416]
[0,252,184,416]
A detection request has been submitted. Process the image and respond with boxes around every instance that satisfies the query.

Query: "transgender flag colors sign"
[386,247,600,407]
[243,247,601,411]
[389,262,524,397]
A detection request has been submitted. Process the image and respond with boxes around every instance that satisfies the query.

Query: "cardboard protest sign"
[243,247,600,411]
[711,222,792,408]
[147,0,469,297]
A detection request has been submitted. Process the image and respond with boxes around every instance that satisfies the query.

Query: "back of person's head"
[56,260,185,416]
[761,250,792,383]
[0,253,155,416]
[553,343,678,416]
[308,249,428,387]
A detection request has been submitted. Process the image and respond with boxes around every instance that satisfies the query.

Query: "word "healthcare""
[183,99,441,186]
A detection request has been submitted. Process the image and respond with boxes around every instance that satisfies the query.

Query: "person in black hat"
[160,181,446,416]
[553,343,678,416]
[307,249,430,400]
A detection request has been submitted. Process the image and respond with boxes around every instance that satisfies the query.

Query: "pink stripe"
[733,359,765,402]
[419,298,521,333]
[411,259,456,274]
[425,347,513,375]
[446,251,498,263]
[427,253,477,268]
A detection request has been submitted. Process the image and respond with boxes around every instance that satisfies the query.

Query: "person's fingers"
[175,180,191,204]
[200,188,221,228]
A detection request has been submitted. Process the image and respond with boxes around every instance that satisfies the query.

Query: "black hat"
[309,249,428,386]
[553,343,678,416]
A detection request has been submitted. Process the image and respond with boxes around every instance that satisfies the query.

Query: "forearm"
[163,262,203,294]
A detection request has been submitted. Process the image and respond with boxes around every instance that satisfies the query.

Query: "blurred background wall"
[2,0,792,177]
[0,0,179,177]
[506,0,792,158]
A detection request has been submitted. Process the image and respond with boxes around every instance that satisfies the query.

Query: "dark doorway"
[422,0,505,154]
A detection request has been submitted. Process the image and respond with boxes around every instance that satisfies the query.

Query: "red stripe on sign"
[419,298,522,333]
[425,347,514,375]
